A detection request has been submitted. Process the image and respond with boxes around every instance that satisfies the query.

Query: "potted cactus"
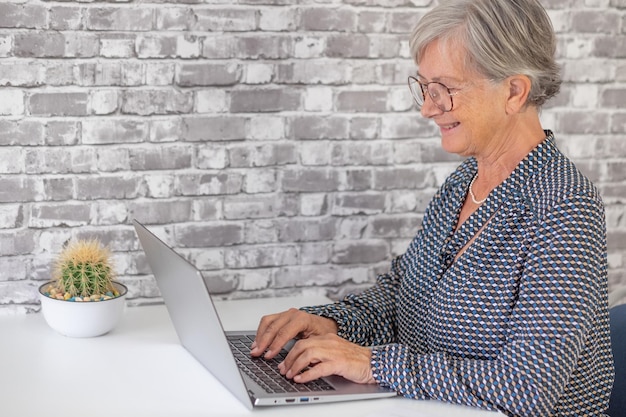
[39,238,128,337]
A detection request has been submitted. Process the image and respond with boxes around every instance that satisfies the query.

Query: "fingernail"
[264,350,273,359]
[250,341,257,349]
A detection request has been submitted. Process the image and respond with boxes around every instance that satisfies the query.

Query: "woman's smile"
[438,121,461,133]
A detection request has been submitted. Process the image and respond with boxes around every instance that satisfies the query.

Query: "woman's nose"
[420,94,443,118]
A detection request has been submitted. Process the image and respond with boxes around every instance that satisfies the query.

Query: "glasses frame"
[407,76,461,113]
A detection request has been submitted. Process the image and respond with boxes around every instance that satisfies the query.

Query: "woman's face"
[417,39,508,157]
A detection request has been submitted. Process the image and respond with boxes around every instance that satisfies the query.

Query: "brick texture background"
[0,0,625,314]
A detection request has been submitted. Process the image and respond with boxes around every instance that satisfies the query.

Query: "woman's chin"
[440,135,466,156]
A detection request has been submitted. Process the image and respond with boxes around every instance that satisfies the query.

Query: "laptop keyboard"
[227,334,335,394]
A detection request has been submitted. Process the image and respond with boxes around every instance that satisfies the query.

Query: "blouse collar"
[448,130,557,205]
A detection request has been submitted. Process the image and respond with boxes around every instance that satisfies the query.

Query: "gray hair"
[410,0,561,108]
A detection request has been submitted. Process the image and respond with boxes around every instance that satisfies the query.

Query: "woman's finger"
[252,308,307,358]
[280,335,375,384]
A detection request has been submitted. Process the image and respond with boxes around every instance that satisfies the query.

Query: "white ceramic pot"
[39,281,128,338]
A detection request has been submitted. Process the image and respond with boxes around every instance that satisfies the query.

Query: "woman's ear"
[505,75,532,114]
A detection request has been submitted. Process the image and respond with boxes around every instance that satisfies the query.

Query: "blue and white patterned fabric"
[302,131,614,416]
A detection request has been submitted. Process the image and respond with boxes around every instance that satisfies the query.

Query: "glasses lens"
[407,79,454,112]
[408,77,424,106]
[427,83,452,112]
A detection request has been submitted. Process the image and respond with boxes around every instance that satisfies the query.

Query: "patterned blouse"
[302,132,614,416]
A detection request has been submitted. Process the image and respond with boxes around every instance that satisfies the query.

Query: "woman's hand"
[251,308,338,359]
[278,334,376,385]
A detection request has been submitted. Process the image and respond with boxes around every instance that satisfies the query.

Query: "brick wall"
[0,0,624,314]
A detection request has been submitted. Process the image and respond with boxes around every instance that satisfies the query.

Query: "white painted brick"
[606,205,626,228]
[237,269,271,291]
[0,35,11,57]
[557,135,600,159]
[150,118,182,142]
[563,37,594,59]
[244,170,277,193]
[192,199,223,222]
[617,65,626,83]
[352,61,379,84]
[259,8,297,31]
[94,200,129,224]
[562,59,614,83]
[337,217,369,239]
[146,63,175,86]
[244,219,279,244]
[223,195,281,220]
[34,230,72,257]
[244,63,273,84]
[121,61,144,86]
[387,190,418,213]
[202,35,236,59]
[225,245,299,269]
[399,40,411,59]
[248,116,285,140]
[194,8,257,32]
[391,238,413,257]
[64,32,99,58]
[294,36,325,58]
[304,86,333,112]
[300,242,331,264]
[50,6,83,31]
[197,144,228,169]
[608,253,623,269]
[184,248,224,270]
[156,7,193,31]
[100,37,135,58]
[90,89,119,115]
[571,84,599,108]
[300,193,327,216]
[196,89,228,113]
[82,119,149,144]
[0,62,43,86]
[0,204,22,228]
[29,203,91,228]
[546,10,570,33]
[176,34,200,58]
[278,60,351,84]
[0,89,24,115]
[0,148,23,173]
[300,141,332,166]
[389,87,413,112]
[96,147,129,171]
[584,0,611,6]
[144,174,175,198]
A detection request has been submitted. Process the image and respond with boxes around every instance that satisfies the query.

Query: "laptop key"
[226,335,335,394]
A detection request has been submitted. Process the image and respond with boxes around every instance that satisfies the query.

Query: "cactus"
[50,239,118,299]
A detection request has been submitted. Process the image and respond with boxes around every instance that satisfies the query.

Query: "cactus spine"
[52,239,117,298]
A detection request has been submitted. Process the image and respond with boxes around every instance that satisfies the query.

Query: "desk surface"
[0,296,501,417]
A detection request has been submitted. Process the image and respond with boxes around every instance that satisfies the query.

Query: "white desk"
[0,296,502,417]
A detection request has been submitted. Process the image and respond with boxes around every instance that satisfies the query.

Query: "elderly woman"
[251,0,614,415]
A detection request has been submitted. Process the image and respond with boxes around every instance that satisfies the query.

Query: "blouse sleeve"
[300,229,423,346]
[370,196,610,416]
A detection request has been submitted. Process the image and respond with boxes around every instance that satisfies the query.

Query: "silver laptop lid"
[133,220,253,410]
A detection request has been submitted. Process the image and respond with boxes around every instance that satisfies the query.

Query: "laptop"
[133,220,396,409]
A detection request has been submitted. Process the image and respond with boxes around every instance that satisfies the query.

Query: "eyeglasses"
[407,76,461,113]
